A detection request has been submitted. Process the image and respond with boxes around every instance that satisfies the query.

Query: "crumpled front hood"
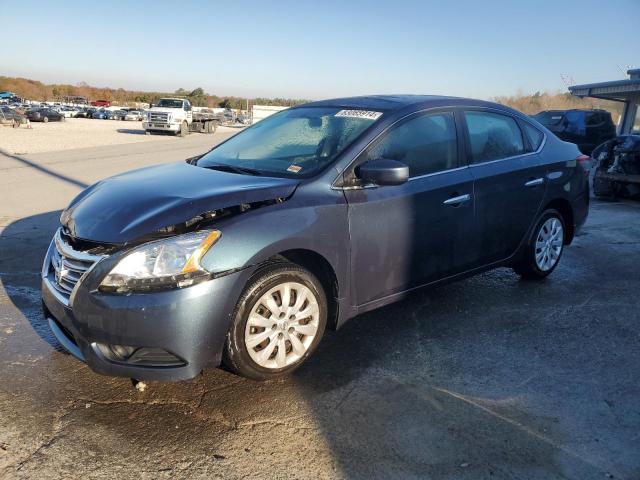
[61,162,299,244]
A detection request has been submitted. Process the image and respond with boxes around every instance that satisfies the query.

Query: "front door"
[344,110,477,306]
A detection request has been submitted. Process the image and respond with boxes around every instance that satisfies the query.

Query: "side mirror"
[356,159,409,186]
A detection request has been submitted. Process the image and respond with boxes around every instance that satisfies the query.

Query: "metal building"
[569,68,640,134]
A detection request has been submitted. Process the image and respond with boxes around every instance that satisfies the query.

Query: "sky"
[1,0,638,100]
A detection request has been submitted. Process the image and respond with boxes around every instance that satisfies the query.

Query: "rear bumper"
[42,267,249,381]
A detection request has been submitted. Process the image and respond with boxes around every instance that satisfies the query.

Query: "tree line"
[1,76,624,119]
[493,90,623,121]
[0,76,309,109]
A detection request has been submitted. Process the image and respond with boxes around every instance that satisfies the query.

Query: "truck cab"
[143,98,193,136]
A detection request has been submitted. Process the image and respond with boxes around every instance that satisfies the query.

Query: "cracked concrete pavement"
[1,137,639,479]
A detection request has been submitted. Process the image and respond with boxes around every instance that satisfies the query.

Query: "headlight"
[99,230,221,293]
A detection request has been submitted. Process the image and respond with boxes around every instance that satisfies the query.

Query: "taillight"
[576,154,591,177]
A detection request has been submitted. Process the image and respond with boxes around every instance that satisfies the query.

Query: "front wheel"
[43,116,49,123]
[223,263,327,380]
[513,209,565,280]
[178,121,188,137]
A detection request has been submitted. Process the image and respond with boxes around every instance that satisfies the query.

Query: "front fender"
[201,191,349,297]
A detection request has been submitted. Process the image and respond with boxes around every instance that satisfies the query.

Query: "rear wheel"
[43,116,49,123]
[223,263,327,380]
[513,209,565,280]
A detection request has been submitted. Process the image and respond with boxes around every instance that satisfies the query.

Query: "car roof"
[299,94,510,113]
[535,109,608,114]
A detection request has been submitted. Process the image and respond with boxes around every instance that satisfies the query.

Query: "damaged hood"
[61,162,299,244]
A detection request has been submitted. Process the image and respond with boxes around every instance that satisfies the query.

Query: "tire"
[223,262,327,380]
[513,209,565,280]
[43,116,49,123]
[178,121,188,137]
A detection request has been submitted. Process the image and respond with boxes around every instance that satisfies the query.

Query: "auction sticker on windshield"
[287,165,302,173]
[335,110,383,120]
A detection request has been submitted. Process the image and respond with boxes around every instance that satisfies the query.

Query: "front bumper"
[143,122,180,132]
[41,238,250,381]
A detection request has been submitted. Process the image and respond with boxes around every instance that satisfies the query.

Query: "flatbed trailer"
[189,109,222,134]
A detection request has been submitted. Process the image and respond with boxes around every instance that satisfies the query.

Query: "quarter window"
[364,112,458,177]
[522,122,544,151]
[632,104,640,134]
[464,111,525,163]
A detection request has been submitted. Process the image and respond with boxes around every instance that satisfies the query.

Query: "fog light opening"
[96,343,137,361]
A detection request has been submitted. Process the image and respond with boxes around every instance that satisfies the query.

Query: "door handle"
[443,193,471,206]
[524,178,544,187]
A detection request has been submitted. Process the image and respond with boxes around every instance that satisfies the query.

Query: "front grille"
[148,112,169,123]
[46,229,103,303]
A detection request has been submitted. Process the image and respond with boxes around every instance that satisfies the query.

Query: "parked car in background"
[26,108,64,122]
[42,95,590,382]
[107,109,127,120]
[60,107,78,118]
[532,109,616,155]
[91,109,108,119]
[74,108,89,118]
[124,110,143,121]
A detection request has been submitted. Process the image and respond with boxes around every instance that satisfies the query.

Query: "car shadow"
[1,210,67,352]
[116,128,146,135]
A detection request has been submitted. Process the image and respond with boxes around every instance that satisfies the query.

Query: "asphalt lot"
[0,136,639,479]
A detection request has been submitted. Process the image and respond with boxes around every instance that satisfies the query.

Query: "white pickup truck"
[143,98,220,137]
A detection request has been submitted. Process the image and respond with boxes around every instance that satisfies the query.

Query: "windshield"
[196,106,381,178]
[156,99,184,108]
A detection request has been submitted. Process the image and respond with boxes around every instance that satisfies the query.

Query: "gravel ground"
[0,118,238,155]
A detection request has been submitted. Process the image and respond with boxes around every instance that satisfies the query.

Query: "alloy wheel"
[535,218,563,271]
[244,281,320,369]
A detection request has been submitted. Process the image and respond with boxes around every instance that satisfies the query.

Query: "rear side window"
[522,122,544,151]
[364,112,458,177]
[464,111,524,163]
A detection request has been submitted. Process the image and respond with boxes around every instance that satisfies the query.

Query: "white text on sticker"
[335,110,382,121]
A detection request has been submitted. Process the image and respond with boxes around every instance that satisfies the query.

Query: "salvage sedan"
[42,95,590,381]
[26,108,64,122]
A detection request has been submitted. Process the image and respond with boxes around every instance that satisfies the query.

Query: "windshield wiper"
[200,163,262,176]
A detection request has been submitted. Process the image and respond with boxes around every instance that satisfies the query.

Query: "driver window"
[363,112,458,177]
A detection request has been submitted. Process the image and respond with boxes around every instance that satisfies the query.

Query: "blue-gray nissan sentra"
[41,95,590,381]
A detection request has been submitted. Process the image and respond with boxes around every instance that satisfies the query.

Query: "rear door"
[462,109,547,264]
[344,110,477,306]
